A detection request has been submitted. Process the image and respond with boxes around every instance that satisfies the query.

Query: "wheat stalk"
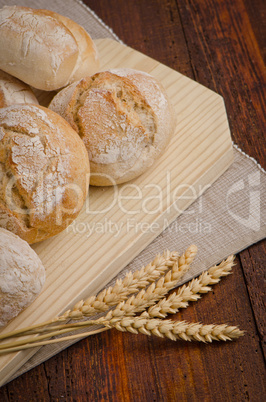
[0,316,244,354]
[0,246,196,342]
[0,328,109,354]
[143,255,235,318]
[0,249,180,341]
[10,254,232,340]
[0,246,244,355]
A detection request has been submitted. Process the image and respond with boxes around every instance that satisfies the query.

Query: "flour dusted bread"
[0,70,38,108]
[49,68,175,186]
[39,9,99,84]
[0,104,90,244]
[0,6,99,91]
[0,228,45,327]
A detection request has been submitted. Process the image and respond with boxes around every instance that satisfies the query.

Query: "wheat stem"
[0,317,65,341]
[0,250,180,341]
[10,255,233,340]
[0,327,109,355]
[0,247,243,355]
[0,246,198,350]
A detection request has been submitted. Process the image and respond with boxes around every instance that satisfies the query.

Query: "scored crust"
[0,6,78,90]
[49,68,175,186]
[0,104,90,244]
[39,9,100,83]
[0,6,99,91]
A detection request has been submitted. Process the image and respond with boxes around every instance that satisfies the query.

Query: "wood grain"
[239,242,266,359]
[0,0,265,400]
[176,0,266,168]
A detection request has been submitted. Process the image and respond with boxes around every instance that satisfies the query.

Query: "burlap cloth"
[1,0,265,384]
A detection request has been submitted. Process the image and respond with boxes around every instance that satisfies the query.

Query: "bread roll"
[49,68,175,186]
[0,104,90,244]
[0,6,99,91]
[0,228,45,327]
[0,70,38,108]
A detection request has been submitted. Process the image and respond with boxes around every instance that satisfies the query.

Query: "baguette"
[0,6,99,91]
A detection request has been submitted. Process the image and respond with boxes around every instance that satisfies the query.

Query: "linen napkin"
[1,0,265,384]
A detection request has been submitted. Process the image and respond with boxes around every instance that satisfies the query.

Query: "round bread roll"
[0,70,39,108]
[0,104,90,244]
[49,68,175,186]
[0,228,45,327]
[0,6,99,91]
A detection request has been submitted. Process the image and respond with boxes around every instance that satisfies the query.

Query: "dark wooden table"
[1,0,265,400]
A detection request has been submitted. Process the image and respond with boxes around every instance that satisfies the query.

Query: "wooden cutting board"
[0,38,233,385]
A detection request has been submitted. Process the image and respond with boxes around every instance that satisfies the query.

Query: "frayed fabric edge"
[74,0,124,44]
[233,143,265,174]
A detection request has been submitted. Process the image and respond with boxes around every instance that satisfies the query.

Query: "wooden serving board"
[0,38,233,385]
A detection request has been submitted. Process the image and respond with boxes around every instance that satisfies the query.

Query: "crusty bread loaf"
[0,104,90,244]
[0,228,45,327]
[0,70,38,108]
[0,6,99,91]
[49,68,175,186]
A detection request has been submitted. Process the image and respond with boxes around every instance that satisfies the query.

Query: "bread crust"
[0,227,45,327]
[0,104,90,243]
[0,6,99,91]
[0,70,39,107]
[49,69,175,186]
[39,9,100,83]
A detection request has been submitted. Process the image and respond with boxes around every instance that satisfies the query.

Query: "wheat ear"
[95,245,198,322]
[104,317,244,342]
[63,250,180,320]
[143,255,235,318]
